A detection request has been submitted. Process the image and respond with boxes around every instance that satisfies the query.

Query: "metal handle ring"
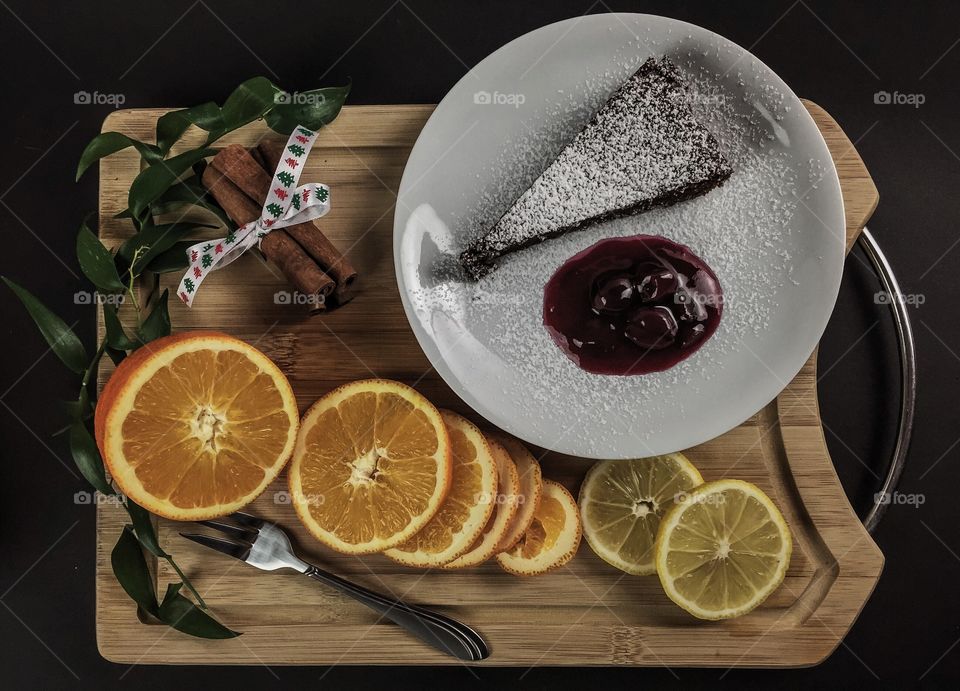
[854,227,917,533]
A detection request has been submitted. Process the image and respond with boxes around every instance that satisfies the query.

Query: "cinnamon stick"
[248,145,267,170]
[257,140,359,304]
[211,145,272,204]
[201,165,334,313]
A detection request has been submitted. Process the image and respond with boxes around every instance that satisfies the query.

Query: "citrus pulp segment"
[443,438,521,569]
[490,434,543,553]
[97,331,299,520]
[384,410,498,567]
[497,479,581,576]
[289,379,452,554]
[655,479,793,620]
[579,453,703,575]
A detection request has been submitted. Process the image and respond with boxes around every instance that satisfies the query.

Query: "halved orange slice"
[443,438,521,569]
[497,479,582,576]
[96,331,299,520]
[491,435,543,552]
[384,410,498,567]
[289,379,451,554]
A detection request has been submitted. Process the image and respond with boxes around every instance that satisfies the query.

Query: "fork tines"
[179,532,252,562]
[195,518,259,543]
[180,512,266,562]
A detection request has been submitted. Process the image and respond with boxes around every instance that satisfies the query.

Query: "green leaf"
[158,583,240,639]
[136,289,171,344]
[3,277,87,373]
[265,83,351,135]
[126,501,168,558]
[61,390,92,422]
[148,177,231,228]
[76,223,124,292]
[78,340,106,405]
[206,77,281,142]
[118,221,214,272]
[76,132,162,181]
[111,525,159,616]
[68,422,113,495]
[56,387,93,436]
[156,102,222,155]
[102,305,137,350]
[145,241,194,273]
[105,345,126,366]
[128,148,215,220]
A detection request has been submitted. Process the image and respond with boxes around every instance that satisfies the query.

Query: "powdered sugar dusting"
[459,58,731,278]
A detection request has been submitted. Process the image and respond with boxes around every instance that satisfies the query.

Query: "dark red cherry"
[693,269,722,301]
[636,270,677,302]
[673,288,708,322]
[542,235,723,376]
[591,274,635,313]
[624,306,678,350]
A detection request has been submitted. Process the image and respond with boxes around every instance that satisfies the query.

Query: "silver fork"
[180,512,489,661]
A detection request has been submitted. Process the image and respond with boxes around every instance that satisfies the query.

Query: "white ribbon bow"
[177,125,330,306]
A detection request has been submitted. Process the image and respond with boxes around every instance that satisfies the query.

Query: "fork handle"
[303,565,489,661]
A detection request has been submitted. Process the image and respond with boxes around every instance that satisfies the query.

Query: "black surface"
[0,1,957,687]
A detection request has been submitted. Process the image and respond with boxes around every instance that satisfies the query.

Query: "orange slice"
[96,331,299,520]
[490,435,543,552]
[497,480,582,576]
[443,438,521,569]
[289,379,451,554]
[385,410,498,567]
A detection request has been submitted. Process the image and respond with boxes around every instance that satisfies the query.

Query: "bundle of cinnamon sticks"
[202,141,357,314]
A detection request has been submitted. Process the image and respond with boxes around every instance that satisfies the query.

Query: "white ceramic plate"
[394,13,845,459]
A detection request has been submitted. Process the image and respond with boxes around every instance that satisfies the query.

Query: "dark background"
[1,0,957,687]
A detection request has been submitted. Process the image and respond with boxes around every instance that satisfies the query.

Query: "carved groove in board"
[756,391,838,627]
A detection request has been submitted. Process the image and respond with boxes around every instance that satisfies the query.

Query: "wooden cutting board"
[95,102,882,667]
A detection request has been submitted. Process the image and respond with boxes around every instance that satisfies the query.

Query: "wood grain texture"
[94,102,882,667]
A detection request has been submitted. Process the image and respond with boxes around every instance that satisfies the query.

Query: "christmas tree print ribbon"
[177,125,331,306]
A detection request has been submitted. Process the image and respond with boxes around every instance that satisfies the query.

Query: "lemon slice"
[655,479,792,620]
[579,453,703,575]
[496,480,581,576]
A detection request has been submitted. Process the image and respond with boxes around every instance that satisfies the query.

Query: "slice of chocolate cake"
[460,57,733,280]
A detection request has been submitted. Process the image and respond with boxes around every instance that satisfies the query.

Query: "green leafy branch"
[4,76,349,639]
